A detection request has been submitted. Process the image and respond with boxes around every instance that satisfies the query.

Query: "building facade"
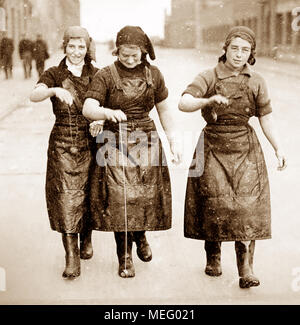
[0,0,80,60]
[164,0,197,48]
[164,0,300,59]
[197,0,300,57]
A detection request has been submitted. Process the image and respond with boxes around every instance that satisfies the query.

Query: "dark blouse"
[183,62,272,117]
[37,57,98,111]
[38,57,97,87]
[85,60,168,106]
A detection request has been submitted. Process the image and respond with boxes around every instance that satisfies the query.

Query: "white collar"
[66,58,84,77]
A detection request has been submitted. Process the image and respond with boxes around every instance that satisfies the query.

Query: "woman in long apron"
[179,26,287,288]
[30,26,98,279]
[83,26,181,278]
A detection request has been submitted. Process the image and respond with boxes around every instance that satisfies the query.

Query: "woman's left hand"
[275,149,287,171]
[89,120,104,137]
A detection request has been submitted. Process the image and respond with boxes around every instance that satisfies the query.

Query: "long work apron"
[90,64,172,232]
[46,75,94,233]
[184,74,271,241]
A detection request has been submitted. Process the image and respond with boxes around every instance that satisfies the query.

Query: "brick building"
[164,0,197,48]
[197,0,300,58]
[0,0,80,60]
[164,0,300,60]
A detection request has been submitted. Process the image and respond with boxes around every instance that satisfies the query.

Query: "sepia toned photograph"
[0,0,299,310]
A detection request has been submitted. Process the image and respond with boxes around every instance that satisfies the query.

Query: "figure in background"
[179,26,287,288]
[30,26,98,279]
[0,32,14,79]
[19,34,33,79]
[83,26,181,278]
[33,33,49,78]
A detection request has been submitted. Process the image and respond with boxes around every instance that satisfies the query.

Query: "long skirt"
[46,117,93,233]
[184,123,271,241]
[90,118,172,232]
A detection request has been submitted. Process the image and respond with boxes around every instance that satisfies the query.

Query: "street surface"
[0,44,300,305]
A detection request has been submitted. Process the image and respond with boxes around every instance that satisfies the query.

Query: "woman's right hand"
[104,108,127,123]
[275,149,287,171]
[53,87,73,106]
[208,94,229,106]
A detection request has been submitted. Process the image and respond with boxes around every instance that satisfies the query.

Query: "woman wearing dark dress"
[83,26,181,278]
[30,26,98,279]
[179,26,287,288]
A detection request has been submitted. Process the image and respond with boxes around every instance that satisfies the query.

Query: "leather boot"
[133,231,152,262]
[114,232,135,278]
[62,233,80,278]
[248,240,255,274]
[204,241,222,276]
[80,229,93,260]
[235,240,260,288]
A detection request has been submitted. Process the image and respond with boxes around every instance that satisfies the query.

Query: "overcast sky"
[80,0,171,42]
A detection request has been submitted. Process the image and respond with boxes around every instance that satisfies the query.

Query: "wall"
[164,0,196,48]
[0,0,80,62]
[195,0,300,58]
[164,0,300,60]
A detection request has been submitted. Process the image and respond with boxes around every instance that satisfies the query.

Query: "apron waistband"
[55,114,89,124]
[207,120,249,127]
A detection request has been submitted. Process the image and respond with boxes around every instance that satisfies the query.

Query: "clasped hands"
[53,92,183,165]
[89,108,183,165]
[89,109,127,137]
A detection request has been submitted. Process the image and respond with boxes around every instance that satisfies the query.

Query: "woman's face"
[225,37,251,71]
[118,45,142,69]
[66,38,87,65]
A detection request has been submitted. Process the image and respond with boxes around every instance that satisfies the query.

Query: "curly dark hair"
[218,28,256,65]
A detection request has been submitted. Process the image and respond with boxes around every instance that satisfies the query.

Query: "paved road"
[0,44,300,305]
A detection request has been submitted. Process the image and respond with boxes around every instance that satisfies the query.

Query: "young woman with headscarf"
[83,25,181,278]
[179,26,287,288]
[30,26,98,279]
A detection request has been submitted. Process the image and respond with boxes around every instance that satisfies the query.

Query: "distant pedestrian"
[179,26,287,288]
[0,33,14,79]
[33,33,49,77]
[19,34,33,79]
[30,26,98,279]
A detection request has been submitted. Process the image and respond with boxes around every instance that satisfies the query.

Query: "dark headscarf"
[218,25,256,65]
[114,25,155,61]
[62,26,96,62]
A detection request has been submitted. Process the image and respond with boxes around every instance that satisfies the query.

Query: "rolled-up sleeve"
[151,66,168,104]
[37,67,57,88]
[182,70,214,98]
[85,68,109,106]
[253,72,272,117]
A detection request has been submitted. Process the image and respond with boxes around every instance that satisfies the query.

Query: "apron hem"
[92,226,172,232]
[184,234,272,241]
